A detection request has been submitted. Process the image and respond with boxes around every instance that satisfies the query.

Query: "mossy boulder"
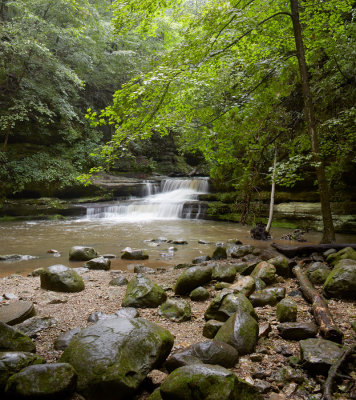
[323,259,356,299]
[251,262,276,284]
[0,322,36,353]
[189,286,209,301]
[69,246,98,261]
[214,311,259,355]
[230,276,255,297]
[160,364,262,400]
[159,299,191,322]
[307,263,330,285]
[174,265,212,295]
[276,298,297,322]
[165,341,239,372]
[5,363,77,399]
[211,264,236,283]
[205,290,257,322]
[326,247,356,266]
[212,246,227,260]
[249,290,277,307]
[0,351,44,390]
[84,256,111,270]
[60,318,174,400]
[122,274,167,308]
[268,255,290,277]
[40,265,85,293]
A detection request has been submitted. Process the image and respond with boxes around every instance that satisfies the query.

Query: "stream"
[1,178,355,277]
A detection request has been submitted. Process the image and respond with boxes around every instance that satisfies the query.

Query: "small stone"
[212,246,227,260]
[134,265,155,274]
[259,322,272,338]
[159,298,191,322]
[190,286,209,301]
[14,317,56,338]
[29,268,45,277]
[4,293,18,300]
[276,298,297,322]
[250,353,263,362]
[211,264,236,282]
[203,320,224,338]
[255,379,272,393]
[69,246,98,261]
[278,322,318,340]
[249,290,277,307]
[84,256,111,271]
[109,276,128,286]
[215,282,231,290]
[192,256,211,264]
[115,308,139,319]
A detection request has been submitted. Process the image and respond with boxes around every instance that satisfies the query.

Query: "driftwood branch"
[292,265,343,343]
[324,344,356,400]
[272,243,356,258]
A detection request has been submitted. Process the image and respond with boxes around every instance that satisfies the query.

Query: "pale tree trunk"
[289,0,335,243]
[266,148,276,233]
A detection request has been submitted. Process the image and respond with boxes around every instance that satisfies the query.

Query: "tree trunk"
[289,0,335,243]
[292,265,343,343]
[266,148,276,233]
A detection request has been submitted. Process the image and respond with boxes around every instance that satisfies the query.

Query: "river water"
[0,178,355,277]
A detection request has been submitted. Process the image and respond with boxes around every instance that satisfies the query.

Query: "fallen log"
[292,265,343,343]
[272,243,356,258]
[324,344,356,400]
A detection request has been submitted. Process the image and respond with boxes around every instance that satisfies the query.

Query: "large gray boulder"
[159,364,262,400]
[0,322,36,353]
[5,363,77,399]
[40,264,85,293]
[174,265,212,295]
[84,256,111,270]
[299,338,345,374]
[69,246,98,261]
[60,318,174,400]
[214,311,259,355]
[204,290,257,322]
[323,259,356,299]
[0,351,44,390]
[165,341,239,372]
[122,274,167,308]
[159,299,191,322]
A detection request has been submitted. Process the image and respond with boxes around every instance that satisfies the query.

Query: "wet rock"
[190,286,209,301]
[169,239,188,245]
[323,248,336,257]
[255,379,272,393]
[0,351,44,390]
[277,322,318,340]
[14,316,56,338]
[174,265,212,295]
[0,322,36,353]
[87,311,114,323]
[205,290,257,322]
[122,274,167,308]
[121,249,149,260]
[212,246,227,260]
[263,286,286,300]
[249,290,277,307]
[5,363,77,399]
[69,246,98,261]
[192,255,211,264]
[268,255,290,277]
[30,268,45,277]
[60,318,174,400]
[198,239,211,244]
[326,247,356,266]
[299,338,345,374]
[254,278,267,291]
[214,310,259,355]
[165,341,239,372]
[40,264,85,293]
[134,265,155,274]
[274,366,305,384]
[323,259,356,299]
[54,327,81,351]
[251,262,276,285]
[259,322,272,338]
[212,263,236,282]
[174,263,192,269]
[231,262,255,275]
[102,254,116,259]
[307,262,330,285]
[84,256,111,270]
[229,245,255,258]
[276,298,297,322]
[0,301,35,326]
[215,282,231,290]
[203,320,224,338]
[159,298,191,322]
[230,276,255,296]
[109,276,128,286]
[160,364,262,400]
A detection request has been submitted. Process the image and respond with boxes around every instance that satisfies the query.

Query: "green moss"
[271,221,298,229]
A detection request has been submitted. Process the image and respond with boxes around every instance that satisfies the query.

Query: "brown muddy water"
[1,218,355,277]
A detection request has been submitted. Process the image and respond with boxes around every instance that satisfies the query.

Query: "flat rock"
[277,322,318,340]
[0,301,35,326]
[5,363,77,399]
[60,318,174,400]
[299,338,345,374]
[14,316,56,338]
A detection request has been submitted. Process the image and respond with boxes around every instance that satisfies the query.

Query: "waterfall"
[86,178,209,222]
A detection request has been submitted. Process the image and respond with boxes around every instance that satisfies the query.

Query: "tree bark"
[292,265,343,343]
[289,0,335,243]
[271,243,356,258]
[266,148,276,233]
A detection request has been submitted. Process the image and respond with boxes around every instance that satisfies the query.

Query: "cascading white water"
[86,178,209,222]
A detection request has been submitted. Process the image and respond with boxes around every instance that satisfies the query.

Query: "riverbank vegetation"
[1,0,355,239]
